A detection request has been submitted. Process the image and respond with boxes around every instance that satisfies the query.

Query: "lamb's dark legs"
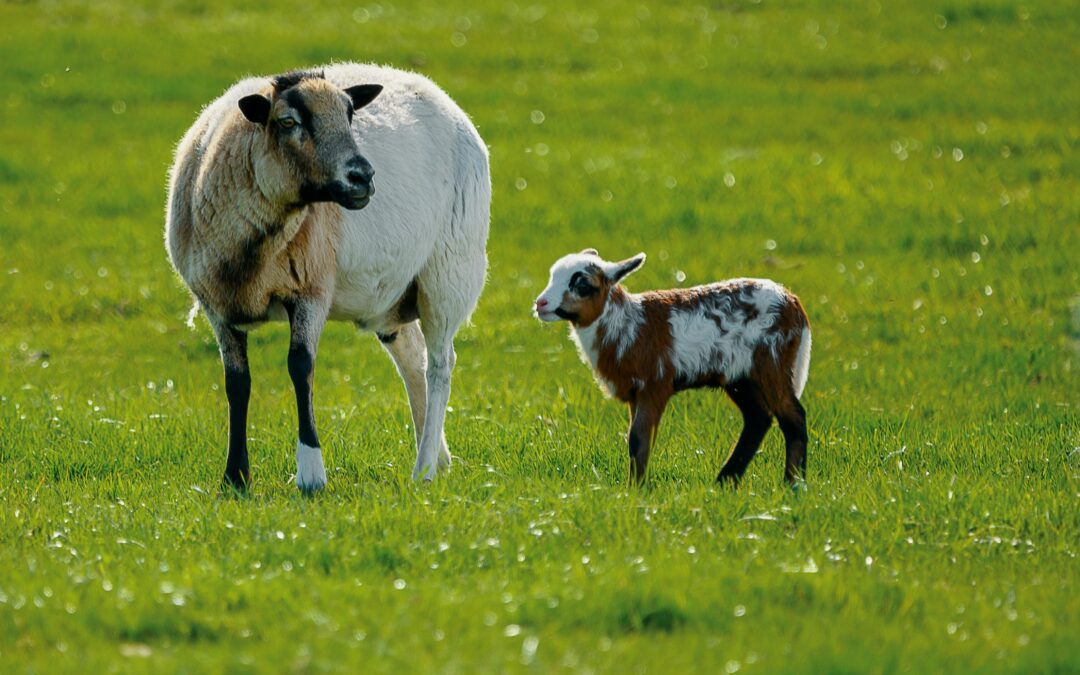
[285,298,330,492]
[717,382,773,486]
[776,396,808,484]
[214,322,251,490]
[628,393,669,484]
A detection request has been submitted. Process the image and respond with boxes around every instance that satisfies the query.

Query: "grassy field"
[1,0,1078,672]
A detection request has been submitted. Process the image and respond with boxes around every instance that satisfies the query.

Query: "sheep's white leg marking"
[380,321,430,455]
[296,440,327,491]
[286,297,331,492]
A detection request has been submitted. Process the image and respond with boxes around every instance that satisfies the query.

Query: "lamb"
[165,64,489,491]
[534,249,811,485]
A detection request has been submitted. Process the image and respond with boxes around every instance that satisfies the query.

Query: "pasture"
[1,0,1077,672]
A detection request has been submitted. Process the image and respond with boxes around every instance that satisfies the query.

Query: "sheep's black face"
[239,74,382,210]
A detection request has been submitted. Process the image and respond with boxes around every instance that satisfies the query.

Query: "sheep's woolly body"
[167,62,490,333]
[165,63,490,486]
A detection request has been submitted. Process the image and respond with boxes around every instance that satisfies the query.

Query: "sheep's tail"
[792,325,812,399]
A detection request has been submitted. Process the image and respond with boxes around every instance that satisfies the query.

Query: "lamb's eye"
[572,275,597,297]
[278,117,297,129]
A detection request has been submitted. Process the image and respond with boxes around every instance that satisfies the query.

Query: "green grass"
[1,0,1078,672]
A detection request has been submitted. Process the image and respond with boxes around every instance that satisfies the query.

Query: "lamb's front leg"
[628,392,669,484]
[285,297,330,493]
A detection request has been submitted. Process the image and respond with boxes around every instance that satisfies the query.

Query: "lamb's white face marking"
[534,253,605,323]
[668,279,787,382]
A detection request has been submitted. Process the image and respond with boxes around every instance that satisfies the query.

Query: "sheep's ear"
[608,253,646,284]
[345,84,383,110]
[580,248,599,256]
[238,94,271,125]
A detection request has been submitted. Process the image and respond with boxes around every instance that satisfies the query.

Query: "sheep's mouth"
[535,308,561,322]
[307,181,372,210]
[340,194,371,210]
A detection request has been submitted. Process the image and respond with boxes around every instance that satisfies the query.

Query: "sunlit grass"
[1,0,1077,672]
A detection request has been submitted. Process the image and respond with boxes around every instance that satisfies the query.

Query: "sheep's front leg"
[213,321,251,491]
[285,297,330,493]
[628,393,669,484]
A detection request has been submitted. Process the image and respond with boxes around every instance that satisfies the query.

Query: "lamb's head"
[238,70,382,210]
[534,248,646,326]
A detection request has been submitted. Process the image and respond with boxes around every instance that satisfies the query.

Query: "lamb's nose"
[535,298,549,311]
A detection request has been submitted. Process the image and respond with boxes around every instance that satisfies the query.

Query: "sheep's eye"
[277,117,297,129]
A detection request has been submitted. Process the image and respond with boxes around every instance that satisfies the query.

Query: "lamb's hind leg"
[285,297,331,493]
[775,395,808,485]
[717,382,773,487]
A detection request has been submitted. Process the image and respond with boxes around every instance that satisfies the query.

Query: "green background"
[1,1,1077,672]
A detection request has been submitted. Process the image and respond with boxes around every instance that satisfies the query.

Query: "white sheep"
[165,64,489,491]
[535,249,811,485]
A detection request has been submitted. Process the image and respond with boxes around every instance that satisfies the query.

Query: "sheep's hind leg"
[411,263,484,481]
[285,298,331,493]
[412,327,455,482]
[212,320,251,491]
[378,321,444,467]
[717,382,772,487]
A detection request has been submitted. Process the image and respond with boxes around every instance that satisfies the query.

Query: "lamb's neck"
[572,286,642,363]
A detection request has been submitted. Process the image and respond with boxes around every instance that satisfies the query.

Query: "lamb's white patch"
[602,293,645,359]
[295,440,328,492]
[668,279,786,383]
[570,321,617,396]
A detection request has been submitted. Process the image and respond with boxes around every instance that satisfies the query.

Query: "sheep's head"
[534,248,646,326]
[238,70,382,210]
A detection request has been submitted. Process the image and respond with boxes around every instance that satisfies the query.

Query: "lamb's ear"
[345,84,383,110]
[238,94,271,125]
[580,248,599,256]
[608,253,646,284]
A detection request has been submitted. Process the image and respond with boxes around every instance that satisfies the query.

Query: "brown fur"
[564,277,810,485]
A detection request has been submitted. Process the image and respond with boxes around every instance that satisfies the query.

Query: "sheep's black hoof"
[221,469,251,495]
[716,472,740,489]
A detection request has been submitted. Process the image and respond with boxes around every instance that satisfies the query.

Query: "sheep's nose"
[535,298,549,311]
[345,157,374,187]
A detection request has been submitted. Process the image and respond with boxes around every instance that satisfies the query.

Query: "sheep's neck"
[197,128,308,257]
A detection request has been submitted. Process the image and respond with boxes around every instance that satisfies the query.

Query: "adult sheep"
[165,64,490,492]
